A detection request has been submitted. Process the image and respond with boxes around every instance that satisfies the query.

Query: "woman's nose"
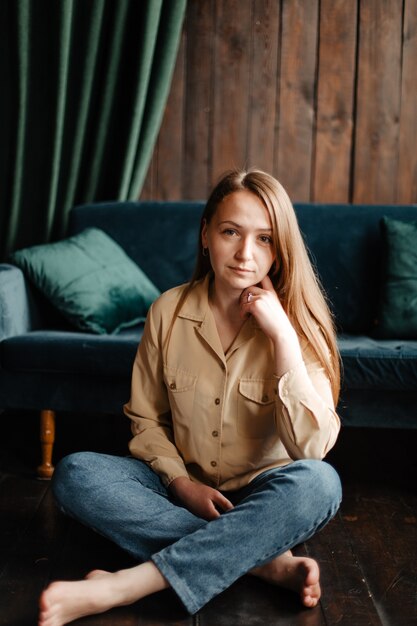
[236,238,253,260]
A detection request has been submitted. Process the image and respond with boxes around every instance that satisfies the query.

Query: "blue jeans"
[52,453,342,614]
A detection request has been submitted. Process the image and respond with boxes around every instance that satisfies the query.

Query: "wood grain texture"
[314,0,357,202]
[274,0,320,201]
[306,513,383,624]
[340,484,417,624]
[247,0,280,174]
[1,422,417,625]
[353,0,403,204]
[211,0,252,183]
[141,0,416,205]
[397,0,417,203]
[183,0,215,200]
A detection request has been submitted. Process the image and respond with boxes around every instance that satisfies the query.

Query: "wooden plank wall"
[141,0,417,204]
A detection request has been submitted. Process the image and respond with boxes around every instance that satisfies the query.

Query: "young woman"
[39,169,342,626]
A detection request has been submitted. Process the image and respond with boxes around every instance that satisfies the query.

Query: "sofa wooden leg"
[37,409,56,479]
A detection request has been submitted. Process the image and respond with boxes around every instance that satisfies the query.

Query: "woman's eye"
[223,228,238,236]
[260,235,272,244]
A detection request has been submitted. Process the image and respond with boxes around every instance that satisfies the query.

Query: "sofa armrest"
[0,264,35,339]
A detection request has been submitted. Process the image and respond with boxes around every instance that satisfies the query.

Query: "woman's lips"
[229,267,254,275]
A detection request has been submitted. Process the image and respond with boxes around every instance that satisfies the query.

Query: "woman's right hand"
[169,476,234,521]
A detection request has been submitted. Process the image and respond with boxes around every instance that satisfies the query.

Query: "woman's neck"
[208,279,242,323]
[208,280,246,353]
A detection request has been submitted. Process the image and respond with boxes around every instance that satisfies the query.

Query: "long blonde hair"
[168,169,340,404]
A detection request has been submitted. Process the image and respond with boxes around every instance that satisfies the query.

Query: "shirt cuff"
[150,456,190,488]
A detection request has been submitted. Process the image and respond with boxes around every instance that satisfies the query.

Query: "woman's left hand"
[239,276,291,341]
[240,276,303,376]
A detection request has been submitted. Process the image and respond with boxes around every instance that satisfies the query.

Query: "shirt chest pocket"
[163,366,197,427]
[237,379,276,439]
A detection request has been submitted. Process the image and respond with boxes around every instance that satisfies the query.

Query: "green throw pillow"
[377,216,417,338]
[10,228,160,334]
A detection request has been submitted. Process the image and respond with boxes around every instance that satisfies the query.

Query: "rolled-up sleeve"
[276,358,340,460]
[124,303,189,487]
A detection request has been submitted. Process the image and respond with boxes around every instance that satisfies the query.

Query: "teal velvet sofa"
[1,201,417,477]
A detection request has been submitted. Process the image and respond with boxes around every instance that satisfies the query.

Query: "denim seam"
[152,497,342,615]
[253,498,342,568]
[151,553,200,614]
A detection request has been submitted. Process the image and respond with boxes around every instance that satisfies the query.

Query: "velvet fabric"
[1,327,142,377]
[10,228,160,334]
[338,388,417,428]
[69,201,417,334]
[0,264,33,339]
[376,217,417,338]
[0,265,73,338]
[1,200,417,429]
[339,334,417,391]
[293,204,417,333]
[68,201,203,293]
[0,1,187,259]
[0,368,130,415]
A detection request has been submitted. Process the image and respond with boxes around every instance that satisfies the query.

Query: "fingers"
[260,274,275,292]
[240,288,257,306]
[170,479,234,520]
[239,288,257,318]
[239,287,265,316]
[206,502,221,520]
[240,276,280,310]
[205,490,234,520]
[212,491,234,513]
[205,498,231,520]
[192,486,234,520]
[240,276,275,306]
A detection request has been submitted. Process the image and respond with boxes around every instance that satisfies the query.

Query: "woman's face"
[202,190,276,296]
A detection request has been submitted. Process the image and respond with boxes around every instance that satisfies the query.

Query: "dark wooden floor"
[1,412,417,626]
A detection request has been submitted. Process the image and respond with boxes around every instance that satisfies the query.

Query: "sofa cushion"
[338,388,417,429]
[0,326,143,377]
[0,265,33,339]
[4,331,417,392]
[339,334,417,391]
[294,204,417,333]
[376,217,417,339]
[10,228,160,334]
[68,202,203,293]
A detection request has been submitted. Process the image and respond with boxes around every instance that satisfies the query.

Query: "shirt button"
[212,430,219,437]
[215,398,220,405]
[169,382,176,390]
[262,394,269,402]
[210,461,217,467]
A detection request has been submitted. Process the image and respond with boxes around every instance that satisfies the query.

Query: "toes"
[302,581,321,608]
[85,569,109,580]
[303,595,317,608]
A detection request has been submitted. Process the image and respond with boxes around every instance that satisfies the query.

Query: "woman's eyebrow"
[218,220,272,231]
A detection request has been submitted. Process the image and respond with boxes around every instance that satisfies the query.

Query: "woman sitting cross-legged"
[39,168,342,626]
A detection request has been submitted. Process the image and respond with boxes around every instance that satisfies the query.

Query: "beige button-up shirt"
[125,276,340,491]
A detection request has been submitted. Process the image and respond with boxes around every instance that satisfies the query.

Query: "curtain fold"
[0,0,186,259]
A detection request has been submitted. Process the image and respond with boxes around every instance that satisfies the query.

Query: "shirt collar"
[178,273,261,331]
[177,274,211,323]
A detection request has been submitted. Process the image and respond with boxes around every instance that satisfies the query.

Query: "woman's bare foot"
[251,550,321,608]
[85,569,109,580]
[38,562,168,626]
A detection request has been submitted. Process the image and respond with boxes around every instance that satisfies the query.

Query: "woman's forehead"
[214,190,272,228]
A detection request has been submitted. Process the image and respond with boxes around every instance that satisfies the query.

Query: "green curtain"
[0,0,186,259]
